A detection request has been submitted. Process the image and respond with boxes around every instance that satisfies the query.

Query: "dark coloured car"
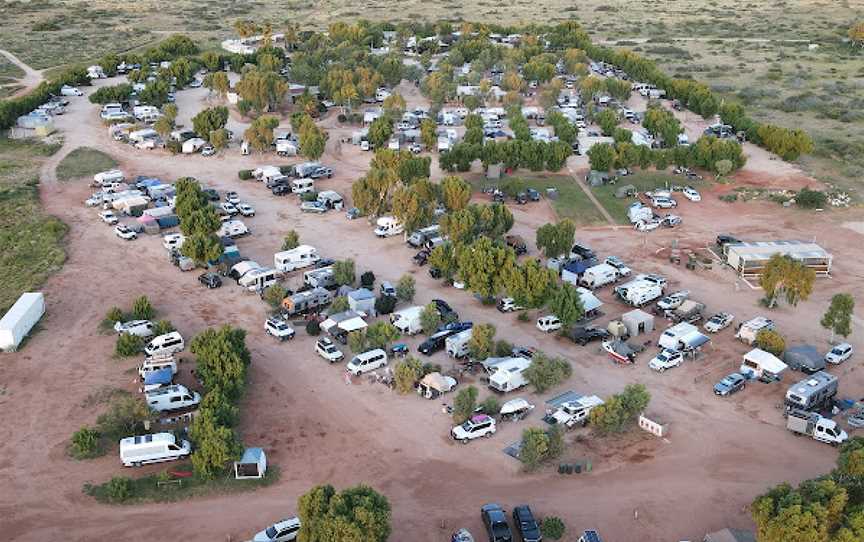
[198,272,222,289]
[272,184,291,196]
[570,326,610,346]
[418,329,451,356]
[714,373,746,396]
[429,267,442,279]
[570,243,596,260]
[414,249,429,266]
[526,188,541,201]
[512,505,541,542]
[715,234,741,248]
[202,188,220,201]
[432,299,458,321]
[481,503,513,542]
[515,192,528,204]
[505,235,527,256]
[315,258,336,269]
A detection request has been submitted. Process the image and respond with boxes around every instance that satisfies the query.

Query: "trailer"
[0,292,45,352]
[785,371,838,412]
[281,287,332,316]
[445,328,473,358]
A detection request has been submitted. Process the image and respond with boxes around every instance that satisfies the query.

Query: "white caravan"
[274,245,320,272]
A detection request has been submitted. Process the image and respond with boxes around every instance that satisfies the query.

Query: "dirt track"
[0,78,862,542]
[0,49,45,98]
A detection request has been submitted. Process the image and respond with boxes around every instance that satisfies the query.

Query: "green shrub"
[796,187,827,209]
[720,193,738,203]
[165,140,182,154]
[523,353,572,393]
[70,427,102,459]
[131,296,155,320]
[115,333,144,357]
[306,320,320,336]
[95,394,152,440]
[238,169,253,180]
[301,191,318,202]
[360,271,376,288]
[479,396,500,415]
[152,320,175,336]
[105,476,133,503]
[494,340,514,357]
[540,517,566,540]
[375,295,397,315]
[262,285,287,309]
[105,306,124,326]
[452,386,479,423]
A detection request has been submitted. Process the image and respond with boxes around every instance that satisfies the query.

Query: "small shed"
[0,292,45,352]
[234,447,267,480]
[347,288,376,316]
[622,309,654,337]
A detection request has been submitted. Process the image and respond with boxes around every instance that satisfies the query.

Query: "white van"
[119,432,191,467]
[238,267,278,291]
[579,263,619,289]
[138,356,178,379]
[145,384,201,412]
[291,178,315,194]
[144,331,185,357]
[374,216,404,238]
[346,348,388,376]
[537,315,562,333]
[274,245,320,273]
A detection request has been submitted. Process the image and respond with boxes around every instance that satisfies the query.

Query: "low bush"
[115,333,144,357]
[540,517,566,540]
[69,427,102,459]
[105,476,133,503]
[479,396,500,415]
[306,320,320,336]
[238,169,253,180]
[152,320,175,336]
[375,295,397,315]
[796,187,827,209]
[131,295,155,320]
[360,271,376,289]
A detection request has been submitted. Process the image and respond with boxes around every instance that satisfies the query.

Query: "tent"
[740,348,788,381]
[234,447,267,480]
[622,309,654,337]
[417,372,457,399]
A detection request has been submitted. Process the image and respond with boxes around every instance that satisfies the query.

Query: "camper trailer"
[445,328,473,358]
[145,384,201,412]
[119,432,191,467]
[615,280,663,307]
[238,267,278,291]
[736,317,775,345]
[274,245,320,272]
[486,357,532,393]
[281,287,332,316]
[784,371,838,412]
[374,216,404,238]
[304,266,336,289]
[390,306,424,335]
[291,177,315,194]
[740,348,788,382]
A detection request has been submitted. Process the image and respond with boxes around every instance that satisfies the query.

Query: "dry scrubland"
[1,0,862,193]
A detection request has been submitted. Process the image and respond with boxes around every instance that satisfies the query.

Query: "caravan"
[291,177,315,194]
[486,357,532,393]
[785,371,838,412]
[274,245,320,272]
[579,263,619,289]
[374,216,404,238]
[390,306,424,335]
[445,328,473,358]
[304,266,336,289]
[238,267,278,291]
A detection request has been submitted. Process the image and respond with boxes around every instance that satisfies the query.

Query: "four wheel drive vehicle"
[655,290,689,312]
[162,233,185,251]
[432,299,458,321]
[315,337,344,362]
[225,191,241,204]
[144,331,185,357]
[648,349,684,372]
[479,503,512,542]
[451,528,475,542]
[198,272,222,289]
[634,218,661,232]
[201,145,216,156]
[825,343,853,365]
[570,326,610,346]
[300,201,327,213]
[497,297,524,313]
[100,210,119,225]
[661,214,682,228]
[714,372,746,396]
[413,250,430,266]
[651,196,678,209]
[308,166,333,179]
[346,348,388,375]
[114,224,137,240]
[704,312,735,333]
[452,415,497,443]
[272,184,292,196]
[537,315,562,333]
[409,143,422,154]
[114,319,154,337]
[570,243,596,260]
[505,235,527,255]
[380,281,397,297]
[252,517,301,542]
[682,186,701,201]
[512,505,542,542]
[220,201,239,215]
[265,317,296,341]
[346,207,361,220]
[526,188,541,201]
[515,192,528,204]
[237,203,256,217]
[202,188,220,201]
[604,256,631,277]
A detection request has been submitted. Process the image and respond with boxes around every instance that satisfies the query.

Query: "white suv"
[649,349,684,372]
[252,517,301,542]
[451,414,496,443]
[825,343,853,365]
[536,315,562,333]
[316,337,344,363]
[265,317,295,341]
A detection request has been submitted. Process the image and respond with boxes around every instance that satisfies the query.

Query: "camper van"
[740,348,788,382]
[346,348,388,376]
[138,355,178,380]
[145,384,201,412]
[390,306,424,335]
[119,432,191,467]
[274,245,320,273]
[487,357,532,392]
[736,317,775,345]
[238,267,278,291]
[784,371,838,412]
[144,332,185,357]
[445,328,473,358]
[291,177,315,194]
[374,216,404,238]
[579,263,619,289]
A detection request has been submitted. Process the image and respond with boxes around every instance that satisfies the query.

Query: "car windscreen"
[265,526,278,538]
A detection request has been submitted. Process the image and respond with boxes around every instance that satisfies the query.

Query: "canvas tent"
[417,372,457,399]
[0,292,45,352]
[621,309,654,337]
[234,447,267,480]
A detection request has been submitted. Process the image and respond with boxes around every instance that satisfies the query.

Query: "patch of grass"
[83,465,281,504]
[467,173,606,225]
[56,147,117,181]
[592,170,706,223]
[0,137,68,313]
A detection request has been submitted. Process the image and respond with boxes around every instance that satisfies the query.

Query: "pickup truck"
[786,409,848,446]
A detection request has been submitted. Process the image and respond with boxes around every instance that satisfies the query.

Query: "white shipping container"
[0,292,45,351]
